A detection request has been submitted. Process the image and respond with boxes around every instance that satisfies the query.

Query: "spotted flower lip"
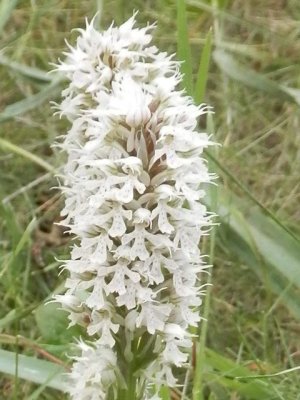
[54,12,215,400]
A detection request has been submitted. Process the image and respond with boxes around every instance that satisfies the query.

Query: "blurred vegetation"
[0,0,300,399]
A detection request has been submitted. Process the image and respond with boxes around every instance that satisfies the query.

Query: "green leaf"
[0,310,16,330]
[194,29,213,104]
[213,49,300,105]
[0,0,18,36]
[0,55,52,81]
[0,78,62,123]
[205,348,287,399]
[186,0,266,32]
[0,349,67,392]
[206,189,300,320]
[0,138,55,173]
[205,149,299,244]
[35,302,82,344]
[236,365,300,380]
[14,217,36,257]
[0,305,38,330]
[177,0,193,94]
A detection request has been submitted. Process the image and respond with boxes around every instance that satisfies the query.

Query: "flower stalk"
[53,13,215,400]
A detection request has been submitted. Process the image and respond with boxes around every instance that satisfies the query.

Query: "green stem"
[118,362,137,400]
[117,334,138,400]
[126,365,136,400]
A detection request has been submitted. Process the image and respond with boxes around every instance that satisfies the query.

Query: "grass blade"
[236,366,300,380]
[213,50,300,105]
[0,138,55,173]
[194,29,213,104]
[0,78,62,123]
[217,191,300,288]
[186,0,274,33]
[206,150,299,243]
[176,0,193,94]
[0,55,52,81]
[0,349,67,392]
[207,189,300,320]
[0,0,18,36]
[14,217,36,257]
[205,348,289,399]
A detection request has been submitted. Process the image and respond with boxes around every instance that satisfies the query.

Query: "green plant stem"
[126,366,136,400]
[118,362,137,400]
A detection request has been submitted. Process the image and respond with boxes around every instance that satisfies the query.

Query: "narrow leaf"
[0,138,55,173]
[0,0,18,36]
[205,348,287,399]
[0,305,39,330]
[205,150,299,243]
[14,218,36,257]
[194,29,212,104]
[213,50,300,105]
[0,55,52,81]
[217,191,300,289]
[206,189,300,320]
[0,78,62,123]
[0,349,67,392]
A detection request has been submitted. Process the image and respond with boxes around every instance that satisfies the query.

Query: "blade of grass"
[216,191,300,287]
[186,3,300,321]
[176,0,193,95]
[187,0,243,25]
[0,0,18,36]
[204,348,288,399]
[94,0,103,27]
[0,78,62,123]
[186,0,286,36]
[0,55,52,81]
[209,189,300,320]
[2,172,52,204]
[0,203,21,247]
[205,149,299,244]
[236,366,300,381]
[14,217,36,257]
[220,219,300,320]
[0,349,67,392]
[0,334,69,367]
[0,304,40,330]
[26,383,51,400]
[0,138,55,173]
[5,216,36,297]
[213,50,300,105]
[194,29,213,104]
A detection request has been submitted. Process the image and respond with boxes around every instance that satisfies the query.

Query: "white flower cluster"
[54,14,214,400]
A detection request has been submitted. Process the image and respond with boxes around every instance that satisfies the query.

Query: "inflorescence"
[53,13,215,400]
